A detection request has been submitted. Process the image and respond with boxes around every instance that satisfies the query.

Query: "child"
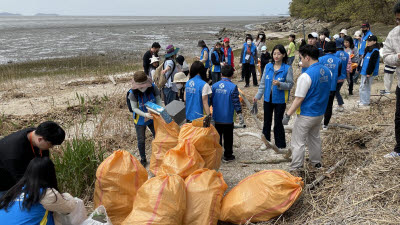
[173,72,189,102]
[149,55,159,80]
[176,55,189,76]
[260,46,271,77]
[211,65,243,162]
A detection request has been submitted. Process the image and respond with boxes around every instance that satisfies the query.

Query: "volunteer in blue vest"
[240,34,258,87]
[211,65,243,162]
[0,157,77,225]
[128,71,162,167]
[359,35,380,107]
[359,23,373,57]
[210,42,225,84]
[223,38,235,68]
[282,45,331,172]
[197,40,210,71]
[185,61,212,122]
[334,38,350,112]
[319,41,342,130]
[254,44,294,149]
[161,45,180,105]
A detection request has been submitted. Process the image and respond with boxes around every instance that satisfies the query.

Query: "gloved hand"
[144,113,153,119]
[238,113,245,125]
[251,102,258,115]
[282,114,290,125]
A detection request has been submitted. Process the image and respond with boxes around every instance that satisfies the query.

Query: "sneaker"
[384,91,391,95]
[314,163,323,169]
[244,84,250,88]
[253,84,259,87]
[223,155,236,162]
[337,106,344,112]
[140,159,147,167]
[238,79,244,82]
[322,125,328,131]
[384,151,400,158]
[358,103,370,107]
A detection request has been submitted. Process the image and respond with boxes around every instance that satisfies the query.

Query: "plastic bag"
[94,150,148,225]
[159,140,205,179]
[219,170,304,224]
[81,205,113,225]
[54,197,87,225]
[178,123,223,170]
[183,169,228,225]
[122,174,186,225]
[150,114,181,175]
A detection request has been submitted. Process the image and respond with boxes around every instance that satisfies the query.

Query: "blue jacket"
[319,53,341,91]
[335,50,350,80]
[211,78,242,123]
[185,75,207,121]
[129,85,156,126]
[359,30,373,56]
[222,47,233,66]
[0,192,55,225]
[263,63,292,104]
[241,43,257,65]
[361,48,380,76]
[211,50,224,73]
[200,47,210,68]
[298,62,331,117]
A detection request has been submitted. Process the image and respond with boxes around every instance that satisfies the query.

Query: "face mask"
[176,84,183,89]
[247,40,252,45]
[259,35,263,39]
[139,87,147,92]
[362,30,368,35]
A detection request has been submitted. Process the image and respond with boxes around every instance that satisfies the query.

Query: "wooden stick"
[240,158,291,164]
[306,158,347,190]
[328,123,357,130]
[238,91,263,130]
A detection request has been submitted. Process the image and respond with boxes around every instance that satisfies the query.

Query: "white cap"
[149,55,159,64]
[354,30,362,37]
[308,32,318,39]
[340,29,348,35]
[325,37,331,42]
[172,72,189,83]
[261,46,267,51]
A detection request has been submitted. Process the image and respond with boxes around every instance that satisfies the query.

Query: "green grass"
[52,137,106,200]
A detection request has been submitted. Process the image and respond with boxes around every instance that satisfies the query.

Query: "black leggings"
[262,101,286,148]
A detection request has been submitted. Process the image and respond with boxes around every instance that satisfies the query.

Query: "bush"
[52,137,106,200]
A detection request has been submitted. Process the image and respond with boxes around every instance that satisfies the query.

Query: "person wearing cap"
[210,42,225,84]
[222,37,235,68]
[254,44,294,150]
[143,42,161,76]
[344,36,360,95]
[0,121,65,197]
[255,31,267,56]
[282,45,331,172]
[260,45,271,77]
[359,35,380,107]
[197,40,210,70]
[319,41,342,130]
[353,31,363,51]
[211,65,243,162]
[287,34,296,66]
[339,29,347,39]
[334,38,350,112]
[301,32,323,73]
[240,34,258,87]
[382,1,400,158]
[359,22,373,56]
[127,71,162,167]
[173,72,189,102]
[185,61,212,122]
[161,44,180,105]
[149,55,160,80]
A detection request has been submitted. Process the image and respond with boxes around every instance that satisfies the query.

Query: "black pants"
[324,91,336,126]
[348,69,355,95]
[395,86,400,153]
[262,101,286,148]
[215,123,234,157]
[242,63,258,86]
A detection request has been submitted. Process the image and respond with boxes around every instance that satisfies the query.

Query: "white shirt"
[295,73,312,98]
[202,83,212,96]
[164,60,178,91]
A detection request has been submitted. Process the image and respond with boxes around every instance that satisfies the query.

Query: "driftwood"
[108,75,116,85]
[328,123,357,130]
[238,91,263,130]
[240,158,291,164]
[306,157,347,190]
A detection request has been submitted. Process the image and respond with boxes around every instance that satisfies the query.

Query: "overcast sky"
[1,0,291,16]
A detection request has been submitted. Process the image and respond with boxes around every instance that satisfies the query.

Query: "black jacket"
[143,50,158,75]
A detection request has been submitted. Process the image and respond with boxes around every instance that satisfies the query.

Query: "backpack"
[153,60,176,90]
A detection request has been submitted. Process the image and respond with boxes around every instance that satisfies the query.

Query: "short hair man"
[143,42,161,76]
[0,121,65,196]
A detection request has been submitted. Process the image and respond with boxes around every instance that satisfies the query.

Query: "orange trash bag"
[159,139,205,179]
[122,174,186,225]
[183,168,228,225]
[94,150,148,225]
[178,123,223,170]
[219,170,304,224]
[150,114,180,176]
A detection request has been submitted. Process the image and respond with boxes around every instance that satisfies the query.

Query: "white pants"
[384,73,395,93]
[359,76,374,105]
[290,115,324,170]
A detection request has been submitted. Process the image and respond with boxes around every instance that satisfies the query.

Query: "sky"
[1,0,291,16]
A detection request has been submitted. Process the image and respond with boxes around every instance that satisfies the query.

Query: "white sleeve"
[202,83,212,96]
[294,73,312,97]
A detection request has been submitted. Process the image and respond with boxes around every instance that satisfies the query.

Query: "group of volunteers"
[1,2,400,224]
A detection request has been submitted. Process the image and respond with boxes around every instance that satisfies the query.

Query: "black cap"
[367,35,377,42]
[361,23,370,28]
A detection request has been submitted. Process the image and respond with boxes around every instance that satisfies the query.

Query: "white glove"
[282,114,290,125]
[238,114,244,125]
[144,113,153,119]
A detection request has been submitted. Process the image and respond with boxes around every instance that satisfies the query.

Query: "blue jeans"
[359,76,374,105]
[287,56,295,66]
[163,87,177,105]
[211,72,221,84]
[335,82,344,106]
[135,123,155,160]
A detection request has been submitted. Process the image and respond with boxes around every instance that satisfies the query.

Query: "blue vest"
[223,47,233,66]
[211,50,222,73]
[360,48,380,76]
[211,78,237,123]
[201,47,210,68]
[354,39,361,52]
[241,43,257,65]
[0,192,55,225]
[335,50,350,80]
[298,62,331,117]
[185,75,207,121]
[301,67,309,73]
[263,63,291,104]
[359,30,373,56]
[319,53,341,91]
[130,85,156,126]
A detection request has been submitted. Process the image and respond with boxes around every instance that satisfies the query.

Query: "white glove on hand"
[238,114,245,125]
[144,113,153,119]
[282,114,290,125]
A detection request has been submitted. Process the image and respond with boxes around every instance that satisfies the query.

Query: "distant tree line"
[289,0,398,24]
